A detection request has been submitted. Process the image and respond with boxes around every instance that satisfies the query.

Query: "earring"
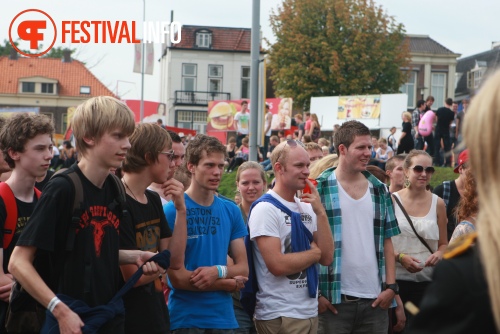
[404,177,411,188]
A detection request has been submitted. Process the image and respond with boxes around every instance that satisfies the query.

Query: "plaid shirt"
[316,167,400,305]
[412,108,424,137]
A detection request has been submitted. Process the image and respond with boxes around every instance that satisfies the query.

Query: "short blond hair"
[72,96,135,157]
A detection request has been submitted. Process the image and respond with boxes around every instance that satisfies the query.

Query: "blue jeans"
[173,329,235,334]
[234,306,256,334]
[318,298,388,334]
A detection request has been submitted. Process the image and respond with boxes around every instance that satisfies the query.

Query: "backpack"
[0,183,41,250]
[5,168,127,333]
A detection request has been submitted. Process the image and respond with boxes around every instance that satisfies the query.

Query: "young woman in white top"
[374,138,394,170]
[391,150,447,330]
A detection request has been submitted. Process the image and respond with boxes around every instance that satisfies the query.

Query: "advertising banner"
[337,95,381,119]
[207,97,293,132]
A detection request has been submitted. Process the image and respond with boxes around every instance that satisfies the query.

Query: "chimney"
[9,48,18,60]
[62,49,72,63]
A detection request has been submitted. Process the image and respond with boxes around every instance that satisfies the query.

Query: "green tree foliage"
[268,0,411,110]
[0,39,76,59]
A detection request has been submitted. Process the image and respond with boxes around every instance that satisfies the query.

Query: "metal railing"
[174,91,231,106]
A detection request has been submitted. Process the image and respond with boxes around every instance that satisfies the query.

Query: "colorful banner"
[124,100,167,123]
[0,107,39,117]
[337,95,381,119]
[207,98,293,132]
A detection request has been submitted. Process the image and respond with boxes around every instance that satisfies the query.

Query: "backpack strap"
[442,181,451,208]
[1,183,42,250]
[1,182,18,250]
[106,173,127,218]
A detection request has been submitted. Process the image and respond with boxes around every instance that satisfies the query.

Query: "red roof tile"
[172,25,251,52]
[0,56,116,97]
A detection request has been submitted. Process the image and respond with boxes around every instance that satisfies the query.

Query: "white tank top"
[392,193,439,282]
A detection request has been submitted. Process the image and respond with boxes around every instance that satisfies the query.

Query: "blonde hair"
[464,70,500,330]
[72,96,135,157]
[309,154,338,179]
[236,161,267,193]
[402,111,412,122]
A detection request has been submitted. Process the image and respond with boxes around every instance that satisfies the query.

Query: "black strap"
[392,194,434,254]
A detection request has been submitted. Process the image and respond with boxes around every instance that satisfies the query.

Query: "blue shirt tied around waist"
[240,193,318,317]
[41,250,171,334]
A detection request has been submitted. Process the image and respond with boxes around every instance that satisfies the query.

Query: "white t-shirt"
[234,111,249,135]
[376,146,393,161]
[249,190,318,320]
[338,180,380,298]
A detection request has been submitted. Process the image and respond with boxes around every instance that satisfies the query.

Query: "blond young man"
[9,96,164,334]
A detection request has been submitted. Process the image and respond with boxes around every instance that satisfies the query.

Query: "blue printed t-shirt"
[163,193,248,330]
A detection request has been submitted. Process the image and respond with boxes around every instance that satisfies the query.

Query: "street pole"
[140,0,145,122]
[249,0,260,162]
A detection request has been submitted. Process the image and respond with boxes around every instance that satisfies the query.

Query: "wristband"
[398,253,406,263]
[216,265,228,279]
[47,296,61,313]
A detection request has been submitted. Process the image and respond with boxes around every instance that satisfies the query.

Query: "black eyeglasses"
[412,165,435,174]
[159,150,175,162]
[275,139,305,164]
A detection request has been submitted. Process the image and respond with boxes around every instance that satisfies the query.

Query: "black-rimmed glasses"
[412,165,435,174]
[159,150,175,162]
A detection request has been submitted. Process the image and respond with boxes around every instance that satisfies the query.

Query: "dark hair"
[417,100,426,108]
[445,98,453,106]
[0,113,54,168]
[426,96,435,102]
[366,165,388,183]
[185,134,227,166]
[241,100,248,106]
[385,154,406,172]
[167,130,182,143]
[333,120,370,153]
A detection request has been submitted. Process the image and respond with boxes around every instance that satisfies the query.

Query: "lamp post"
[140,0,146,122]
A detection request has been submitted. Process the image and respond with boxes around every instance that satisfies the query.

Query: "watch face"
[387,283,399,294]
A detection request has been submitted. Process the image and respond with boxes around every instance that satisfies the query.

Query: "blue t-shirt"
[163,193,248,330]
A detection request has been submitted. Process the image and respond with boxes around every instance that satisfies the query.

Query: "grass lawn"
[218,166,457,198]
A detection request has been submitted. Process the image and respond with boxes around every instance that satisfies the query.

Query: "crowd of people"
[0,76,495,334]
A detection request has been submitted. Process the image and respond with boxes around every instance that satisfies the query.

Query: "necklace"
[122,178,139,202]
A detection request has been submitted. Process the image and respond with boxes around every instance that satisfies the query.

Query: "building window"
[431,73,446,109]
[175,110,207,134]
[41,83,54,94]
[182,64,197,92]
[80,86,91,94]
[208,65,223,93]
[399,71,417,108]
[22,82,35,93]
[195,31,212,48]
[241,66,250,99]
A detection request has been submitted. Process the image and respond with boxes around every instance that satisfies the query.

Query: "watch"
[385,283,399,295]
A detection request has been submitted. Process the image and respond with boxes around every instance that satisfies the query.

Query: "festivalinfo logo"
[9,9,182,57]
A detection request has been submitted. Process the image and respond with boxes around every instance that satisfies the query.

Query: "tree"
[268,0,411,110]
[0,39,77,59]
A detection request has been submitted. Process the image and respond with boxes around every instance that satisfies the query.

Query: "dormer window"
[195,30,212,48]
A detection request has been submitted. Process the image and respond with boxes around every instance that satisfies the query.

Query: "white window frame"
[399,71,417,108]
[196,32,211,48]
[182,64,197,92]
[41,83,55,94]
[208,65,223,93]
[431,73,447,109]
[241,66,251,99]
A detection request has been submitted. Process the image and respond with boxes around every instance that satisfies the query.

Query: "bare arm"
[425,198,448,266]
[372,238,397,309]
[255,236,320,277]
[9,246,84,333]
[301,179,333,266]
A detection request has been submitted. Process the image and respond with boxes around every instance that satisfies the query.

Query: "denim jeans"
[173,329,235,334]
[318,298,388,334]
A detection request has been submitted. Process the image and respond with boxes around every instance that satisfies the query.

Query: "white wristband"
[47,296,61,313]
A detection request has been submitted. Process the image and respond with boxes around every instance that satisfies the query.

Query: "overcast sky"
[2,0,500,101]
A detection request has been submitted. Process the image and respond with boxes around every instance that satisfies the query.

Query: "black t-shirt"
[120,190,171,334]
[18,165,125,310]
[402,121,412,134]
[435,107,455,133]
[0,195,38,273]
[433,180,460,241]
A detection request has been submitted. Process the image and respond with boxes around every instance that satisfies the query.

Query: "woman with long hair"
[231,161,266,334]
[411,71,500,333]
[307,113,321,143]
[391,150,448,331]
[449,167,478,243]
[397,112,414,154]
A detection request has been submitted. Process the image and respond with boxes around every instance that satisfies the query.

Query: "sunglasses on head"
[275,139,305,163]
[412,165,435,174]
